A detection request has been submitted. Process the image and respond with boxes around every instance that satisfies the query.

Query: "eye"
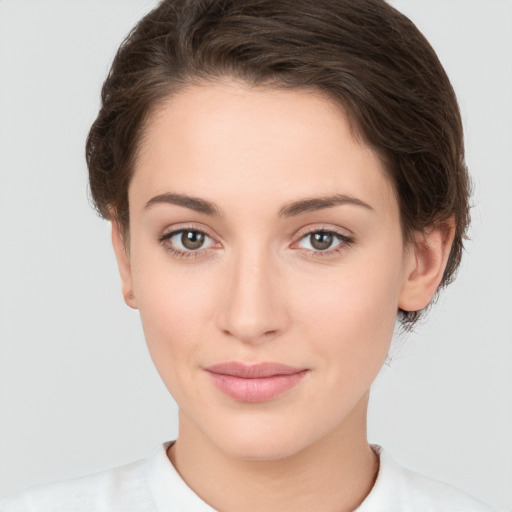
[159,229,216,254]
[295,230,352,253]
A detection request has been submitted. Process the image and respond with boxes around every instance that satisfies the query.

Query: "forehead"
[131,80,397,219]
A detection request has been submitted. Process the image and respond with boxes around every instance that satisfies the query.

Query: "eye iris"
[310,232,333,250]
[181,231,205,250]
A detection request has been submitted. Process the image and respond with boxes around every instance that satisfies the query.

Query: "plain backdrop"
[0,0,511,510]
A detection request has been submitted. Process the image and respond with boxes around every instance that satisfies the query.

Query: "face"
[114,80,433,461]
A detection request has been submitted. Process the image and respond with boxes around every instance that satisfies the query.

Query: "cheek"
[292,250,404,371]
[130,249,219,372]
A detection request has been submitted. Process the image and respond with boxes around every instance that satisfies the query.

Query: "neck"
[167,394,379,512]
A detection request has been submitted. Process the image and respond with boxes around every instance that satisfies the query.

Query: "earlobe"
[111,219,138,310]
[398,218,456,313]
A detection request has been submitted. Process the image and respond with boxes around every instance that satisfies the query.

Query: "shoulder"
[0,451,155,512]
[357,445,495,512]
[0,441,215,512]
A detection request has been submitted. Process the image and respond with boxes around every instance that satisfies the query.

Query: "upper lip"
[204,362,306,378]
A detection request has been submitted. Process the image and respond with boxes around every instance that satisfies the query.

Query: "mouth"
[203,362,309,403]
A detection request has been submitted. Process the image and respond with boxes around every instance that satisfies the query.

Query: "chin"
[201,413,320,462]
[220,435,306,462]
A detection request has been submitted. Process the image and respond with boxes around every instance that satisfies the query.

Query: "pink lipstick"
[204,362,308,403]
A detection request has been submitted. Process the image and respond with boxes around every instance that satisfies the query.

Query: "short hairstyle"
[86,0,470,328]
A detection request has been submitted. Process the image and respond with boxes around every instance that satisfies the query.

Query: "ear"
[398,218,456,313]
[111,219,138,310]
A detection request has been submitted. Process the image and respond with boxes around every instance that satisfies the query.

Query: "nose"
[216,245,289,345]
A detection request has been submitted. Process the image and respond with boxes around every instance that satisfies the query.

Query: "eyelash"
[158,227,354,260]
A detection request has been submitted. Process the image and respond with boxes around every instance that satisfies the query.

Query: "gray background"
[0,0,511,510]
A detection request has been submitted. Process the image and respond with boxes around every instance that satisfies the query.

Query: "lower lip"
[206,371,308,403]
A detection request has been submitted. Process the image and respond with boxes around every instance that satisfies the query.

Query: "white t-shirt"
[0,442,494,511]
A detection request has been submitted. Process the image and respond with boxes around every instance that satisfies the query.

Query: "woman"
[0,0,500,510]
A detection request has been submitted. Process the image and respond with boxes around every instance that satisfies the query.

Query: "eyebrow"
[144,193,221,216]
[144,192,373,217]
[278,194,374,217]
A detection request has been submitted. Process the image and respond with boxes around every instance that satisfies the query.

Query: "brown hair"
[86,0,470,327]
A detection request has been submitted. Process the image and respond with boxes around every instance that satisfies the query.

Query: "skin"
[112,79,454,512]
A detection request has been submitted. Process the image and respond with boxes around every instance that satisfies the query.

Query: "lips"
[204,362,308,403]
